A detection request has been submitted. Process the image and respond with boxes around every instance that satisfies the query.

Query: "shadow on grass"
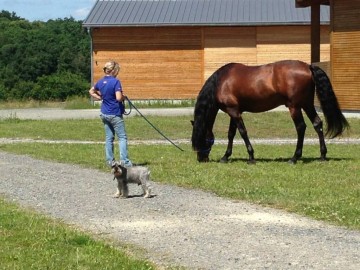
[133,162,150,166]
[209,157,353,164]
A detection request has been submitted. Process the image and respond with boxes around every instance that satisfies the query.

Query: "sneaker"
[107,159,116,168]
[120,160,133,167]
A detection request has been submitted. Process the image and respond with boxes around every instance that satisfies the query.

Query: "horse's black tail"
[310,65,349,138]
[191,70,219,150]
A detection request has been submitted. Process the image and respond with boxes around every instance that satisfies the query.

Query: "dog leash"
[123,97,184,152]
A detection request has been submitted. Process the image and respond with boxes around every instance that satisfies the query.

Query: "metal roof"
[83,0,330,27]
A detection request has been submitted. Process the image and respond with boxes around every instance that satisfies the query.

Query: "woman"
[89,60,132,167]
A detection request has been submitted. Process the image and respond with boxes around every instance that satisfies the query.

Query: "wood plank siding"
[91,26,329,100]
[92,27,203,99]
[203,27,257,79]
[331,0,360,110]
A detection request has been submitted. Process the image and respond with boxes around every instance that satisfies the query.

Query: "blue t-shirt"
[94,76,125,116]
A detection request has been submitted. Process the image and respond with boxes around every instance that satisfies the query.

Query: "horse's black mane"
[192,64,235,150]
[192,73,217,150]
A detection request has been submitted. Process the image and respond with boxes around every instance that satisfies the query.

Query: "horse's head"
[197,135,214,162]
[191,120,214,162]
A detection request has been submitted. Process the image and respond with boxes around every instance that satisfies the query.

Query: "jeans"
[100,114,132,167]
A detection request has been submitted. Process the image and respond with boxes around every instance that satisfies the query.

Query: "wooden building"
[83,0,330,100]
[297,0,360,111]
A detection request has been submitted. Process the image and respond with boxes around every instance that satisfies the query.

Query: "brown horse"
[191,60,349,163]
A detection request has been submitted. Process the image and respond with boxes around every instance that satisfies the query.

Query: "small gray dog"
[111,161,152,198]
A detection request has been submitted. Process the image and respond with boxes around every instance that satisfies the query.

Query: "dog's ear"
[111,160,117,168]
[119,160,126,167]
[118,161,127,169]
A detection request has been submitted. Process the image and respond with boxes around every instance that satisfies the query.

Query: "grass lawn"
[0,111,359,141]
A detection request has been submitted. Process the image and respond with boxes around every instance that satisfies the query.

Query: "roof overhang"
[296,0,330,8]
[84,21,328,28]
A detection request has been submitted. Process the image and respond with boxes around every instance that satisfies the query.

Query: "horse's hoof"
[247,159,256,165]
[288,159,297,165]
[319,157,327,162]
[220,157,228,163]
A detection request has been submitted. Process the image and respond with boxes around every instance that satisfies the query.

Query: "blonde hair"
[103,61,120,76]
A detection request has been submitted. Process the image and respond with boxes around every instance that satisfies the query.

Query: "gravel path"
[1,151,360,269]
[0,107,195,119]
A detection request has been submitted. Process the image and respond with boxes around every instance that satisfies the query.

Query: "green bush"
[30,72,89,101]
[8,81,36,100]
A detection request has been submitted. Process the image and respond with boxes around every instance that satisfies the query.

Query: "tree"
[0,11,91,101]
[0,10,23,21]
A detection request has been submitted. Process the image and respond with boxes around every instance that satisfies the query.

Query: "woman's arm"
[89,87,102,101]
[115,90,125,102]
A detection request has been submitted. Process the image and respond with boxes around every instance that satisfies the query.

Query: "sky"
[0,0,97,21]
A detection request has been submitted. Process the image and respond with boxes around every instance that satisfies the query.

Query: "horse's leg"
[236,116,255,164]
[289,107,306,164]
[220,117,237,163]
[303,106,327,161]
